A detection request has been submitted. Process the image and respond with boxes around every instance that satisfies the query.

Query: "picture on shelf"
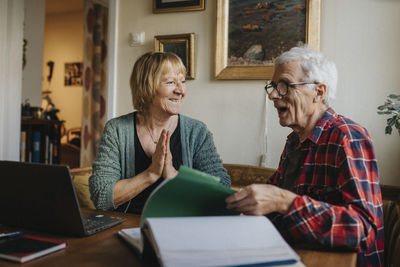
[64,62,83,86]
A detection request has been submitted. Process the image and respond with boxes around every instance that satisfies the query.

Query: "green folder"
[140,166,239,226]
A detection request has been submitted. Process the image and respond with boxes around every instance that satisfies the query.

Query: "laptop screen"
[0,161,86,236]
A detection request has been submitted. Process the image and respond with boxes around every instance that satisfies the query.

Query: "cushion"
[73,174,95,209]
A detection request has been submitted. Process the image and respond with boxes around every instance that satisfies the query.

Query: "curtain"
[81,0,108,167]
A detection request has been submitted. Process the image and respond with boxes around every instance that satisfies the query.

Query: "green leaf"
[377,105,386,110]
[395,118,400,129]
[379,95,400,133]
[385,125,393,135]
[388,117,396,126]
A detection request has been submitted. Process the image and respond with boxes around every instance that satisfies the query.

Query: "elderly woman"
[90,52,230,214]
[226,46,383,267]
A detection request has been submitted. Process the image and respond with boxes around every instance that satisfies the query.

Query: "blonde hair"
[130,52,186,112]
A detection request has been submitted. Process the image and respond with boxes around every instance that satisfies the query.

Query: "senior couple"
[89,47,383,266]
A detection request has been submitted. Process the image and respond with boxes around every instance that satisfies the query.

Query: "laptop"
[0,161,125,237]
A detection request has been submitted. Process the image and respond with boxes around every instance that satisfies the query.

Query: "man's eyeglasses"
[264,80,319,96]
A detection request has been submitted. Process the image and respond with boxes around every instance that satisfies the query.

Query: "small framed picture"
[153,0,205,14]
[154,33,195,80]
[64,62,83,86]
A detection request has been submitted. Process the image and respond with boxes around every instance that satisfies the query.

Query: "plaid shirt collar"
[286,108,337,147]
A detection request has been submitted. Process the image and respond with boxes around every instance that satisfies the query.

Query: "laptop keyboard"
[82,213,125,234]
[84,217,107,231]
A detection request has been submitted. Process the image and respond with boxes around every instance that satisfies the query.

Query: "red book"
[0,234,66,263]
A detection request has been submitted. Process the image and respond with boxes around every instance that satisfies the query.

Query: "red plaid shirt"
[268,108,383,267]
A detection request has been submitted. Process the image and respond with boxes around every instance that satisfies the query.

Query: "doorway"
[43,0,84,168]
[20,0,117,168]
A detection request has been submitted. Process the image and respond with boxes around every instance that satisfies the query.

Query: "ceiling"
[45,0,84,15]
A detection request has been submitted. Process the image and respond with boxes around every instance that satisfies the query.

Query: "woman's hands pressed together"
[147,129,178,181]
[161,130,178,179]
[113,128,177,207]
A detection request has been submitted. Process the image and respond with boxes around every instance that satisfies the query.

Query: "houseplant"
[377,94,400,135]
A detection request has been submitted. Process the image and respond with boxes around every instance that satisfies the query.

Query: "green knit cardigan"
[89,112,230,211]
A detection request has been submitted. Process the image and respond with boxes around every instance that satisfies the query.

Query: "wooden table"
[0,209,356,266]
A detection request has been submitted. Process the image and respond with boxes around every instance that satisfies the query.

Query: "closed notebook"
[0,234,66,263]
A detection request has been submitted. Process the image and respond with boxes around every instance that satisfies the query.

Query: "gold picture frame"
[215,0,321,80]
[155,33,195,80]
[153,0,205,14]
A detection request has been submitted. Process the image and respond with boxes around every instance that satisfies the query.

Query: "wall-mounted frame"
[64,62,83,86]
[153,0,205,14]
[155,33,195,80]
[215,0,321,80]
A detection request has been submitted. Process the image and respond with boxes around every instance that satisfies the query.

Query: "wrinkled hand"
[147,129,168,181]
[162,131,178,179]
[225,184,297,215]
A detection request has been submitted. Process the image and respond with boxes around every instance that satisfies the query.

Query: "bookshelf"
[20,118,63,164]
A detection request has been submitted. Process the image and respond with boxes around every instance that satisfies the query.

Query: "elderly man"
[226,46,383,267]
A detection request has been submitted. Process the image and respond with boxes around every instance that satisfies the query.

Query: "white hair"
[274,46,338,106]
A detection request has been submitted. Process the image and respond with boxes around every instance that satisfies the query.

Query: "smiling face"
[130,52,187,114]
[269,61,318,136]
[151,69,186,116]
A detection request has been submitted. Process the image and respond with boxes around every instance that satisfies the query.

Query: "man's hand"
[225,184,297,215]
[162,130,178,179]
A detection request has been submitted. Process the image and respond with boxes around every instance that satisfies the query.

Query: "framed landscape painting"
[154,33,196,79]
[215,0,321,80]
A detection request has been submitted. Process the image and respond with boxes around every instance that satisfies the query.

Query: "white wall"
[22,0,45,107]
[320,0,400,186]
[114,0,400,186]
